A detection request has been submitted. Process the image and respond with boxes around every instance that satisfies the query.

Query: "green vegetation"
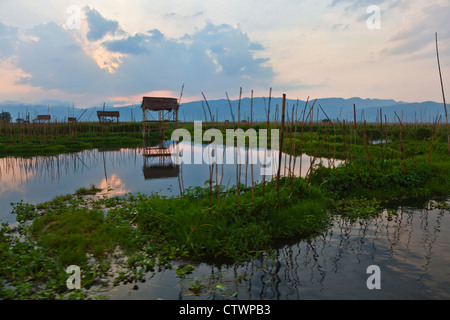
[30,208,134,265]
[135,178,329,261]
[0,111,11,122]
[0,122,150,156]
[75,184,103,196]
[0,119,449,299]
[1,177,330,299]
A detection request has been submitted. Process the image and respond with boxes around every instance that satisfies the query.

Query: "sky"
[0,0,449,108]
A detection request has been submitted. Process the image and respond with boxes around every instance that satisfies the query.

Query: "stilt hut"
[33,115,51,123]
[141,97,179,135]
[97,111,120,123]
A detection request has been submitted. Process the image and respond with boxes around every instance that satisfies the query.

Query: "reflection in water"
[98,174,129,197]
[0,141,338,223]
[107,204,449,300]
[0,142,449,299]
[0,149,143,222]
[0,149,140,186]
[141,141,180,180]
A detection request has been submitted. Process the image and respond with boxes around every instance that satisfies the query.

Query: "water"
[0,142,336,223]
[0,143,449,299]
[105,205,450,300]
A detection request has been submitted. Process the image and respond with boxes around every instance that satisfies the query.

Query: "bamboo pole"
[225,92,236,127]
[290,99,300,192]
[435,32,450,156]
[380,108,384,161]
[353,104,357,145]
[250,90,255,202]
[299,98,311,179]
[276,94,286,200]
[201,92,214,125]
[394,111,407,172]
[262,88,272,196]
[236,87,242,205]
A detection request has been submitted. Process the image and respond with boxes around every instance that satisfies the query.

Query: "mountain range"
[0,97,446,124]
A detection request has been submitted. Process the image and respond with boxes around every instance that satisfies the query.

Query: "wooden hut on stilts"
[139,96,182,185]
[141,97,180,138]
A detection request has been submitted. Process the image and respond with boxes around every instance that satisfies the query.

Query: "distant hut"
[68,117,77,124]
[97,111,120,123]
[321,119,332,124]
[33,115,51,123]
[16,113,30,124]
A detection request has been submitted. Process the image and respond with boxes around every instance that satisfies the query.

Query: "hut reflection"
[141,140,181,182]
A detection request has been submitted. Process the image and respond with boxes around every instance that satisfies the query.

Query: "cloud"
[102,29,164,54]
[102,21,274,95]
[190,23,273,79]
[329,0,384,10]
[163,10,204,20]
[84,7,120,41]
[329,0,398,10]
[382,2,450,56]
[15,21,108,93]
[8,9,274,101]
[248,42,264,51]
[329,0,403,22]
[332,23,349,31]
[103,33,152,54]
[0,22,19,58]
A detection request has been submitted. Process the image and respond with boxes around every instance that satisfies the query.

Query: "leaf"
[216,284,225,290]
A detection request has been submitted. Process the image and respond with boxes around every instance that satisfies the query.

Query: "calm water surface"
[0,143,448,299]
[105,204,449,300]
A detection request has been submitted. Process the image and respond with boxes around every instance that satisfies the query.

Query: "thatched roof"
[32,115,51,123]
[35,115,51,120]
[97,111,120,118]
[141,97,179,111]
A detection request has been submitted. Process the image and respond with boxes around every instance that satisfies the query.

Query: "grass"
[30,208,135,265]
[1,177,330,299]
[75,184,103,196]
[134,177,329,261]
[0,120,449,299]
[0,122,150,156]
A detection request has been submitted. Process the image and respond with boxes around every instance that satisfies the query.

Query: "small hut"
[33,115,51,123]
[141,97,179,134]
[68,117,77,124]
[97,111,120,123]
[16,118,29,124]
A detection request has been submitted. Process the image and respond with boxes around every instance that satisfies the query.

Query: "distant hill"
[0,97,446,123]
[347,102,445,123]
[177,97,408,123]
